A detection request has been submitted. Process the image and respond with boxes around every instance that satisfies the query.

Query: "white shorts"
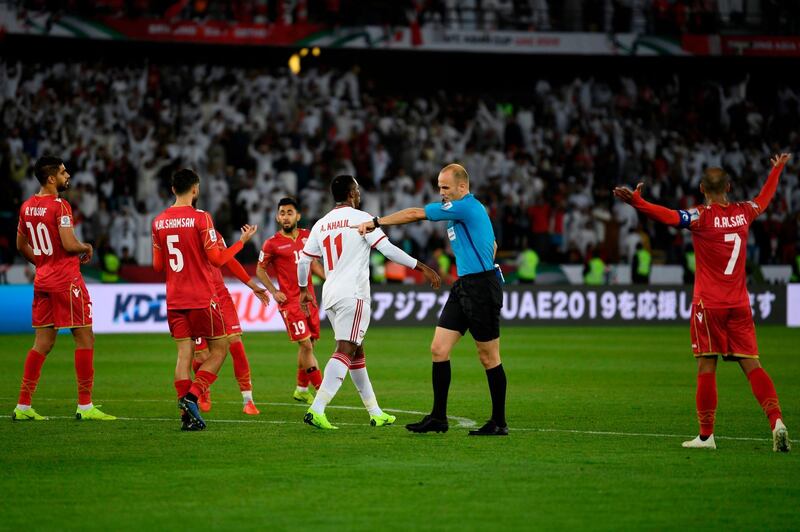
[327,298,370,346]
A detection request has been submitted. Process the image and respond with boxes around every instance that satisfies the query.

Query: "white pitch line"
[2,396,476,428]
[508,427,770,442]
[4,397,773,441]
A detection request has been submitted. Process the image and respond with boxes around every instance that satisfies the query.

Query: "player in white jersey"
[297,175,441,429]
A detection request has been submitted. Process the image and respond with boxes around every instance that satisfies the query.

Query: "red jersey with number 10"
[259,229,316,308]
[687,200,760,308]
[151,206,219,310]
[17,194,82,292]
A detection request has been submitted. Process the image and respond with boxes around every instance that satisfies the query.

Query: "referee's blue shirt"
[424,193,495,276]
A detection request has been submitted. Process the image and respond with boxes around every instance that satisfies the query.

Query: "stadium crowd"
[12,0,798,34]
[1,58,799,277]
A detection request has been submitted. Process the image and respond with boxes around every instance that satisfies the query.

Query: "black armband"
[372,216,381,228]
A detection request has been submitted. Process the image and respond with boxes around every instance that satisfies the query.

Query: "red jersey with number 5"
[258,229,316,308]
[151,206,219,310]
[686,200,760,308]
[17,194,82,291]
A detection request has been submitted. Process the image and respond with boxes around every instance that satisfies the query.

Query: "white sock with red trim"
[310,355,349,415]
[349,367,383,416]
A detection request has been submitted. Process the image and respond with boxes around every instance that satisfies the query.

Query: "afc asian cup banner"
[90,283,286,334]
[367,285,786,327]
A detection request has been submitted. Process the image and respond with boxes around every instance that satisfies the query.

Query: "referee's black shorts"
[438,270,502,342]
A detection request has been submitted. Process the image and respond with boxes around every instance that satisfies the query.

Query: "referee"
[356,163,507,436]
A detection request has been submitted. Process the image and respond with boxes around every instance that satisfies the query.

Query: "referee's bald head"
[440,163,470,185]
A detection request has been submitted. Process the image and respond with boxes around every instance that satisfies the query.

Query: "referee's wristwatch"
[372,216,381,228]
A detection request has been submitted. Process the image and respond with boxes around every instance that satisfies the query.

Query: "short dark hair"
[331,175,356,202]
[278,196,300,211]
[34,156,63,185]
[171,169,200,195]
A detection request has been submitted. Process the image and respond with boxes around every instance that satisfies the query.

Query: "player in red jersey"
[614,153,791,452]
[152,169,266,431]
[256,197,326,404]
[192,231,266,415]
[13,156,115,422]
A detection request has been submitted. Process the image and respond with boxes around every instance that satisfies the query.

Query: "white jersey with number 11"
[301,205,386,310]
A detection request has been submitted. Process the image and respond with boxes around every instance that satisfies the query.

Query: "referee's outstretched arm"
[353,207,426,235]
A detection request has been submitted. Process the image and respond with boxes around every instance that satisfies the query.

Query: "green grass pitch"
[1,325,799,530]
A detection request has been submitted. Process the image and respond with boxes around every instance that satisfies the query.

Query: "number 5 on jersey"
[322,234,342,271]
[166,235,184,272]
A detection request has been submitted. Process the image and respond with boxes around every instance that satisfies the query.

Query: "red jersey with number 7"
[151,206,220,310]
[17,194,83,291]
[685,200,760,308]
[258,229,316,308]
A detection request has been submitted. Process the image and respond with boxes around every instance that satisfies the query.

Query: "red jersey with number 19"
[17,194,82,292]
[687,200,760,309]
[151,206,219,310]
[258,229,316,308]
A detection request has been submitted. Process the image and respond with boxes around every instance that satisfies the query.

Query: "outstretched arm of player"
[205,224,257,267]
[613,183,681,226]
[354,208,427,235]
[375,238,441,289]
[753,153,791,212]
[16,232,37,265]
[225,257,270,306]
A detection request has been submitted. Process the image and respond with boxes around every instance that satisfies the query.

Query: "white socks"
[296,386,309,393]
[241,390,253,404]
[78,403,93,411]
[16,404,31,411]
[349,367,383,416]
[310,358,349,415]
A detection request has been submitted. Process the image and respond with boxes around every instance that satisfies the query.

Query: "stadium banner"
[0,284,789,333]
[788,284,800,327]
[0,283,286,334]
[365,284,786,327]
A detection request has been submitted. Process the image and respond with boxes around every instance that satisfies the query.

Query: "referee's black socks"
[486,364,507,427]
[431,360,451,419]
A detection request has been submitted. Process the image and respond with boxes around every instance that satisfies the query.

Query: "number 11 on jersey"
[322,234,342,270]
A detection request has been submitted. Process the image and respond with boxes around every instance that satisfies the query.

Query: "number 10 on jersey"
[322,234,342,270]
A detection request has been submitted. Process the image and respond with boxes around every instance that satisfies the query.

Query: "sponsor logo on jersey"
[442,201,453,210]
[447,227,456,241]
[60,215,72,227]
[208,229,217,242]
[696,312,703,323]
[258,251,265,262]
[72,288,81,298]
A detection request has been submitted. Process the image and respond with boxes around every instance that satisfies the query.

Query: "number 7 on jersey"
[723,233,741,275]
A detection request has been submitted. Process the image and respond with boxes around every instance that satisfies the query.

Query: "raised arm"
[224,256,269,306]
[204,224,257,267]
[355,208,427,235]
[613,183,681,226]
[753,153,791,212]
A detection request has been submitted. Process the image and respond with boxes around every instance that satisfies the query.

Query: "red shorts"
[167,301,225,341]
[218,289,242,336]
[690,303,759,359]
[32,280,93,329]
[280,302,320,342]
